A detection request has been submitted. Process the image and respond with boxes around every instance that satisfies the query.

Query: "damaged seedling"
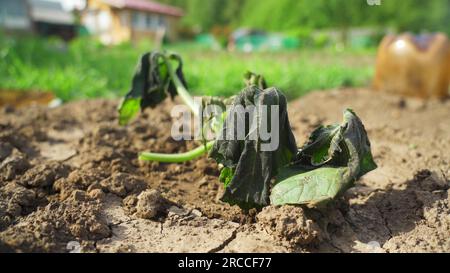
[118,51,377,209]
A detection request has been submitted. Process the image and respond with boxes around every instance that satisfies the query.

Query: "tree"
[159,0,450,35]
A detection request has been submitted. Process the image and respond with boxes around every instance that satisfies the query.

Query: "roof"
[103,0,184,17]
[29,0,75,25]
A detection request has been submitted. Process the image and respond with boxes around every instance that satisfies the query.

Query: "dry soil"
[0,88,448,253]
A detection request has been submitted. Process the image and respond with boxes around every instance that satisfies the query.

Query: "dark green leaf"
[341,109,377,177]
[244,71,268,89]
[209,86,297,208]
[118,51,188,125]
[298,124,343,166]
[270,109,377,206]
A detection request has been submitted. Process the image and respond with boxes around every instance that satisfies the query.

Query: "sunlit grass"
[0,36,375,102]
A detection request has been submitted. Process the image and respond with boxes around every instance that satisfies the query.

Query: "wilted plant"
[118,51,377,209]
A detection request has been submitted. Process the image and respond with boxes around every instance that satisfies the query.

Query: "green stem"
[139,141,214,163]
[163,55,199,117]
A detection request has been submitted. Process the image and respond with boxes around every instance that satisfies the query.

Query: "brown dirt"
[0,88,448,253]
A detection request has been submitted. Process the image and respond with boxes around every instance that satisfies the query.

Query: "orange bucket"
[373,33,450,98]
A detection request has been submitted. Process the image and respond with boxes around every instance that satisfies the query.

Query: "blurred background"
[0,0,449,105]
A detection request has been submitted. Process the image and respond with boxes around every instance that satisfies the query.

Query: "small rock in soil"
[18,162,71,188]
[257,205,321,246]
[0,151,30,181]
[0,142,14,161]
[135,189,165,220]
[88,189,105,200]
[100,172,146,198]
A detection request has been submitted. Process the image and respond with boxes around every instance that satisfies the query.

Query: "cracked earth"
[0,88,449,253]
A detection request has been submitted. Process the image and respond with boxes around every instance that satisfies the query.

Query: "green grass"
[0,35,375,102]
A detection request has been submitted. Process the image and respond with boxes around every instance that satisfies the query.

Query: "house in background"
[0,0,76,40]
[29,0,77,40]
[0,0,32,32]
[82,0,184,45]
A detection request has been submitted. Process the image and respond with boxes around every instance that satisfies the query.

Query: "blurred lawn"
[0,36,375,102]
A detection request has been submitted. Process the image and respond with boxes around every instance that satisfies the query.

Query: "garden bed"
[0,88,448,252]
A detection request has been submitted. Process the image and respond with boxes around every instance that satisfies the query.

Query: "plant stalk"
[163,55,199,117]
[139,141,214,163]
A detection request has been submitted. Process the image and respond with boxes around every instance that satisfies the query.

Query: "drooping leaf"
[270,167,350,206]
[209,86,297,208]
[118,51,188,125]
[118,97,141,126]
[200,96,228,140]
[244,71,268,89]
[296,124,343,166]
[270,109,377,206]
[341,109,377,177]
[219,166,234,187]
